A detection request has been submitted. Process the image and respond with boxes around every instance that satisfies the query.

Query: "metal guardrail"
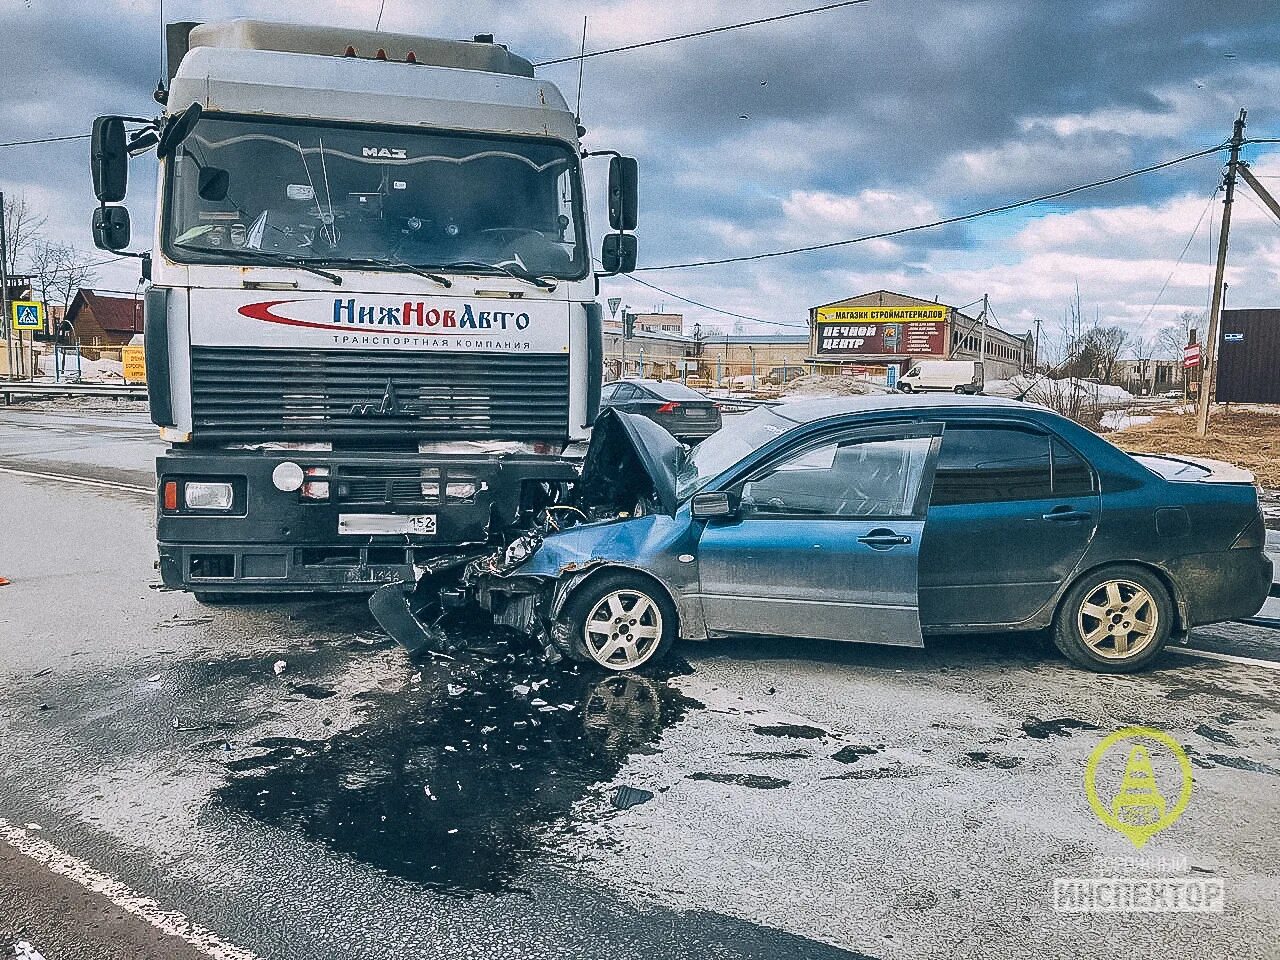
[0,381,148,404]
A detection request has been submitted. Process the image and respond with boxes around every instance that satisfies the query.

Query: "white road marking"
[0,819,262,960]
[0,465,150,495]
[1169,647,1280,670]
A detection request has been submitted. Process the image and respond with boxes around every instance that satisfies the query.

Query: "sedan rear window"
[641,380,712,401]
[931,427,1052,504]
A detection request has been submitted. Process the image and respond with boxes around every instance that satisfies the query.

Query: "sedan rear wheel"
[564,571,677,671]
[1053,564,1173,672]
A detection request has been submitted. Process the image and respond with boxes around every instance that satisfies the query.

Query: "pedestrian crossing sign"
[11,300,44,331]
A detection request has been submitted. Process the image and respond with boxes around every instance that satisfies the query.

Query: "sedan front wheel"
[1053,564,1173,672]
[563,571,677,671]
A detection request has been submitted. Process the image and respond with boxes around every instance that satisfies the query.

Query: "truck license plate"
[338,514,437,536]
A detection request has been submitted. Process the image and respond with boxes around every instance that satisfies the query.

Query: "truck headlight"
[184,481,235,511]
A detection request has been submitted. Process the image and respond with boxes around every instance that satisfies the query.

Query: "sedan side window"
[1052,438,1096,495]
[739,434,934,519]
[610,384,638,403]
[930,426,1052,505]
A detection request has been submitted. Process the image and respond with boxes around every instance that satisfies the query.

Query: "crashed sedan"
[468,395,1272,673]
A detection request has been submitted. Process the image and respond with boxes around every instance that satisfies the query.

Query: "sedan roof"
[617,379,713,401]
[770,393,1034,423]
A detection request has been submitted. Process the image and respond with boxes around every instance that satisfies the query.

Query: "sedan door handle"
[1042,509,1092,523]
[858,530,912,548]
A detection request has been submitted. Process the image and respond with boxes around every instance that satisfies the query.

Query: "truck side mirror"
[157,101,203,158]
[197,166,230,202]
[91,117,128,203]
[601,233,637,274]
[691,490,736,519]
[92,206,131,251]
[608,155,638,231]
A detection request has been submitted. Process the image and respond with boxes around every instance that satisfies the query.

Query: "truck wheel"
[562,571,677,672]
[1052,565,1173,673]
[899,383,913,393]
[953,385,967,394]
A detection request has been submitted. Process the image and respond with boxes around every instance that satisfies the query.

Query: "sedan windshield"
[165,117,586,279]
[675,406,797,500]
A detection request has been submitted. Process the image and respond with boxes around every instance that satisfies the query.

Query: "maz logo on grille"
[349,379,431,417]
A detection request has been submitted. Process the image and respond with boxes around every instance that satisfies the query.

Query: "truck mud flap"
[368,582,451,656]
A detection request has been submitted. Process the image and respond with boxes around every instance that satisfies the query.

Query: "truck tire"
[1052,564,1173,673]
[899,383,913,393]
[562,570,677,672]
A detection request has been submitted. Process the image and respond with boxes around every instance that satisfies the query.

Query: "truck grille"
[190,347,570,444]
[337,464,423,503]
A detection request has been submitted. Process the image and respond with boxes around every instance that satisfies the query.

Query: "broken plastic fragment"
[447,683,467,697]
[14,943,48,960]
[146,674,162,683]
[513,684,532,697]
[273,660,287,675]
[610,785,654,810]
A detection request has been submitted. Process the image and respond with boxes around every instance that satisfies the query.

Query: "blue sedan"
[476,395,1272,673]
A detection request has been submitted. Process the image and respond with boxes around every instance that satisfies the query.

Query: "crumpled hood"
[576,409,683,515]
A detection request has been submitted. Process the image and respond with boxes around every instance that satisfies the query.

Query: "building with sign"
[807,290,1033,383]
[1215,307,1280,404]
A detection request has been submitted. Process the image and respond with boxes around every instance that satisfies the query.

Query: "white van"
[898,360,984,394]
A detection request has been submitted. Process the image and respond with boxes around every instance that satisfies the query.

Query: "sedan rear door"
[694,421,943,646]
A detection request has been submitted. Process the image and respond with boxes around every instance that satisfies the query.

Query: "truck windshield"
[165,116,586,280]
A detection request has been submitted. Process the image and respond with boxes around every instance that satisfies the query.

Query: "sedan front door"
[695,422,943,646]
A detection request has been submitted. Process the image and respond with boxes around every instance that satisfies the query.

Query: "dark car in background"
[599,379,723,442]
[480,396,1272,673]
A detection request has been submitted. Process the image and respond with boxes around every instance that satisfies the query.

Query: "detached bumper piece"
[368,582,451,657]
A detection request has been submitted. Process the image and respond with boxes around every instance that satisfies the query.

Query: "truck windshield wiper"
[173,242,343,285]
[317,257,452,288]
[435,259,558,290]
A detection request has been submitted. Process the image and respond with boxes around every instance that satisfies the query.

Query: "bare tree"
[30,241,98,309]
[1155,309,1201,360]
[2,193,46,279]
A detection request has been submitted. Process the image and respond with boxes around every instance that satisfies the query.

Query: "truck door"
[695,422,943,646]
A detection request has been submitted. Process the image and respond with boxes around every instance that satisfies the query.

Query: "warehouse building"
[807,290,1033,384]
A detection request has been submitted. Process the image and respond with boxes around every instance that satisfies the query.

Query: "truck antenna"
[574,16,588,123]
[376,0,388,31]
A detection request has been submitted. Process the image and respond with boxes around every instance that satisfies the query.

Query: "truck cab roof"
[166,20,576,145]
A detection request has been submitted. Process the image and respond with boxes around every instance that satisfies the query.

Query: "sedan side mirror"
[691,490,736,519]
[601,233,637,274]
[92,205,131,251]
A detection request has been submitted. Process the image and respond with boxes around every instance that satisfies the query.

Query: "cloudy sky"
[2,0,1279,353]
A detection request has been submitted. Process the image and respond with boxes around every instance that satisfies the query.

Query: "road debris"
[0,577,11,587]
[13,943,48,960]
[610,785,654,810]
[272,660,287,676]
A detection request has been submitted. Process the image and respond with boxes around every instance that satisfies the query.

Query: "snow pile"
[780,374,896,398]
[36,353,125,381]
[985,375,1134,409]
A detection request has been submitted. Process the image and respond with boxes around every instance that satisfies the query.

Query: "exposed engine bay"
[368,409,679,662]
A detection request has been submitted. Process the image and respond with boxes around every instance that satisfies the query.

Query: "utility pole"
[979,293,988,369]
[0,190,11,380]
[1196,109,1246,438]
[1032,317,1042,372]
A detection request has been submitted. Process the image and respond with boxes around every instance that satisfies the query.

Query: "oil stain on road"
[213,620,702,894]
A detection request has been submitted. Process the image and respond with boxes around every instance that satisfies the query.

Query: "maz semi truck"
[89,19,638,607]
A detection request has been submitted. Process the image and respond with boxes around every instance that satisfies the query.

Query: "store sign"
[815,304,947,356]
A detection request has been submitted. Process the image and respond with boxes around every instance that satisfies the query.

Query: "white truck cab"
[88,20,639,598]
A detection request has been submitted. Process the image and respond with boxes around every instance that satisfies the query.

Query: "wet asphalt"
[1,404,1278,960]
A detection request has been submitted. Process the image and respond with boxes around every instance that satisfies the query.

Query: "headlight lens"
[184,481,235,511]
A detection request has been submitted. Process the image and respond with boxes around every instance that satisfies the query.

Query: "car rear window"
[640,380,712,402]
[931,426,1052,504]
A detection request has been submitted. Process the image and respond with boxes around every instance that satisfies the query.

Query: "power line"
[614,271,803,330]
[0,134,91,148]
[638,143,1230,271]
[534,0,875,66]
[1136,182,1220,331]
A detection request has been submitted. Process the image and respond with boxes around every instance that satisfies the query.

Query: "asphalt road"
[1,405,1278,960]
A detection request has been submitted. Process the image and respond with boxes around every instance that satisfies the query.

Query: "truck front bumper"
[155,449,577,594]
